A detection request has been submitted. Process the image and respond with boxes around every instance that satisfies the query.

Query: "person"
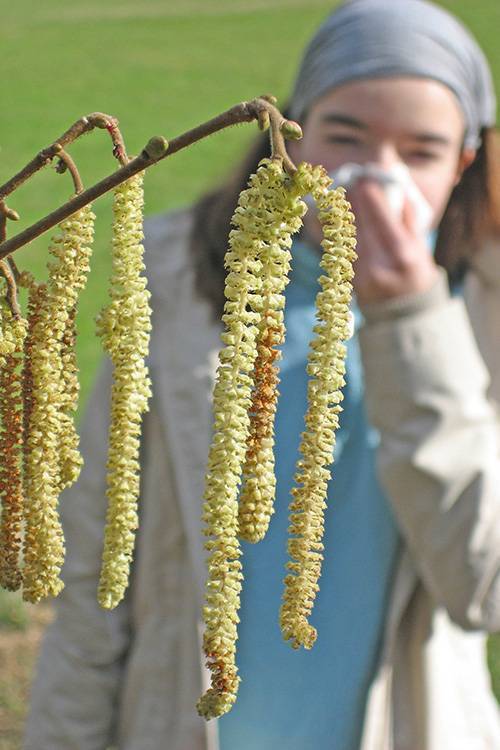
[25,1,500,748]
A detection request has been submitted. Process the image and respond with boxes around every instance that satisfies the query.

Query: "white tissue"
[329,162,433,235]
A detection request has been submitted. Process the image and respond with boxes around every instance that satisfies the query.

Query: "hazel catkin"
[280,163,357,650]
[237,162,307,543]
[197,158,307,719]
[96,171,152,610]
[0,293,28,591]
[21,205,95,603]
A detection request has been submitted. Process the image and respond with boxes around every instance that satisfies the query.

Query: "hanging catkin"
[237,163,307,543]
[22,205,95,603]
[96,171,152,610]
[0,292,28,591]
[280,163,357,650]
[197,158,307,720]
[52,208,95,489]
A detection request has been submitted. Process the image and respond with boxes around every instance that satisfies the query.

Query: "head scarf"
[289,0,496,148]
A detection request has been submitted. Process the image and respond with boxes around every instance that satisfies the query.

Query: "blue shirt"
[218,238,401,750]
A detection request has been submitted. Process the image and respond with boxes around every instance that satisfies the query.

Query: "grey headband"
[289,0,497,148]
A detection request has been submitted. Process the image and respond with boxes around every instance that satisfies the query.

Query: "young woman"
[26,1,500,748]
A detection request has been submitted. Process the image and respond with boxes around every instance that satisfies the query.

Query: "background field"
[0,0,499,746]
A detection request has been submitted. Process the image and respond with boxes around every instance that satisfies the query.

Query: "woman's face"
[290,77,476,231]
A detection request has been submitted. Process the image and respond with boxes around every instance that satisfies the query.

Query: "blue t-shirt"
[218,238,401,750]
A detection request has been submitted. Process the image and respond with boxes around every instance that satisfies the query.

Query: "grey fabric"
[289,0,496,148]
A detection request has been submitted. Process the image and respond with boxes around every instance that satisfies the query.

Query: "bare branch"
[0,96,302,261]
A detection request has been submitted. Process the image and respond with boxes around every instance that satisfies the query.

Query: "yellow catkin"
[46,206,95,489]
[0,295,28,591]
[238,168,307,543]
[96,171,152,610]
[22,282,66,602]
[20,273,41,493]
[22,206,95,603]
[197,158,306,720]
[280,162,357,650]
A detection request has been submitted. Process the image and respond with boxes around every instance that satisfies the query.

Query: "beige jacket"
[25,210,500,750]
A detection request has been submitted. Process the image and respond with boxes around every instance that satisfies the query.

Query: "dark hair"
[189,123,500,322]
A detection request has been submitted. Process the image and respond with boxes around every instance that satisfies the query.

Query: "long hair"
[188,123,500,322]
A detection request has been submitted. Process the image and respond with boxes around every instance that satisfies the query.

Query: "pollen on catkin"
[0,294,28,591]
[238,166,307,543]
[95,171,152,610]
[21,206,95,604]
[280,162,357,650]
[47,206,95,490]
[198,157,307,720]
[22,281,66,602]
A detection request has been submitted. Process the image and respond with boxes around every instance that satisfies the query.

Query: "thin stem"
[6,257,21,285]
[103,117,129,166]
[268,108,297,175]
[55,148,84,195]
[0,97,301,261]
[0,201,19,243]
[0,260,21,319]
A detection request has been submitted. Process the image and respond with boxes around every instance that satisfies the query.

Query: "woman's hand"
[348,179,440,306]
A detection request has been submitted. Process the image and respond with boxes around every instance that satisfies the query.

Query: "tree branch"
[0,96,302,261]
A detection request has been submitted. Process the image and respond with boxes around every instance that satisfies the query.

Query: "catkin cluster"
[96,172,152,610]
[0,143,356,721]
[197,158,307,720]
[22,205,95,603]
[238,163,307,542]
[280,163,356,649]
[198,158,356,719]
[0,176,151,608]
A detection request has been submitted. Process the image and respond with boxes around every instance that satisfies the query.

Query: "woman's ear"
[454,147,476,186]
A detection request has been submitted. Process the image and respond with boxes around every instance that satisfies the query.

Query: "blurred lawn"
[1,0,499,405]
[0,0,499,744]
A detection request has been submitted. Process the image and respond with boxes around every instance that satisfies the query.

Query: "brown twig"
[56,147,83,195]
[0,96,302,261]
[0,259,22,319]
[0,113,128,202]
[6,257,21,285]
[0,200,20,246]
[54,147,84,195]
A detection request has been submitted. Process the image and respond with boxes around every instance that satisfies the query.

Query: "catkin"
[0,295,28,591]
[22,281,66,602]
[51,208,95,489]
[22,205,95,603]
[96,171,152,610]
[238,163,306,543]
[197,158,306,720]
[280,163,357,649]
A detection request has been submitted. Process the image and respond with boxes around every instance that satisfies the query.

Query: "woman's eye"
[324,134,361,145]
[405,150,441,162]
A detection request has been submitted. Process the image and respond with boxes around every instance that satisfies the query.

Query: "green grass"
[0,0,499,736]
[2,0,338,407]
[0,591,29,632]
[1,0,498,405]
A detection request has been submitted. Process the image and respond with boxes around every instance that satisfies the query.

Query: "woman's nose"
[365,143,400,170]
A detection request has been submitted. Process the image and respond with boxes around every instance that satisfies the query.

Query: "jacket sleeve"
[358,270,500,632]
[24,357,131,750]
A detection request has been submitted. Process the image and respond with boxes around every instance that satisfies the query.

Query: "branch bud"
[257,111,270,132]
[4,207,19,221]
[280,120,303,140]
[143,136,169,161]
[260,94,278,105]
